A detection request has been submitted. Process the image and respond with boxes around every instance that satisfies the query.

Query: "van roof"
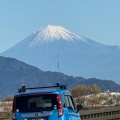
[18,83,67,93]
[15,83,71,97]
[15,89,71,97]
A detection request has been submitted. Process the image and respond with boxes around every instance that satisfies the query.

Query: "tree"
[88,84,101,95]
[2,96,13,102]
[71,84,102,106]
[99,94,108,101]
[113,94,120,105]
[76,96,86,105]
[1,96,13,113]
[71,84,101,98]
[70,85,88,98]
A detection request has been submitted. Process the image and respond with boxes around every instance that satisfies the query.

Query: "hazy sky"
[0,0,120,53]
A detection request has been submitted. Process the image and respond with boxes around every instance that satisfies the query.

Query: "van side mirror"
[76,104,83,112]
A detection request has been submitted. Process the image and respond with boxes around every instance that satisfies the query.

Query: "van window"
[60,94,66,107]
[15,94,57,112]
[65,96,75,110]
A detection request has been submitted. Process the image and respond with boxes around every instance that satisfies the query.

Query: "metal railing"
[80,106,120,120]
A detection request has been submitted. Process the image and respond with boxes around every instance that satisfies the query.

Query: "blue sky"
[0,0,120,53]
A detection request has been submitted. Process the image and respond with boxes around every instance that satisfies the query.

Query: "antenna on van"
[21,65,24,86]
[58,52,60,82]
[20,48,25,87]
[57,42,60,84]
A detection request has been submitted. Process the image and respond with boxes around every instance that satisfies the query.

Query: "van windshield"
[16,94,57,113]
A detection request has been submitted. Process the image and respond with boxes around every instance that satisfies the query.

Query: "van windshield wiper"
[39,109,45,114]
[31,108,45,114]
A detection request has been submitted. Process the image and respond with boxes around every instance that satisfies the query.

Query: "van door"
[64,95,80,120]
[14,94,58,120]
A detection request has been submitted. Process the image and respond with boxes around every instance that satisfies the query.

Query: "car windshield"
[16,94,57,113]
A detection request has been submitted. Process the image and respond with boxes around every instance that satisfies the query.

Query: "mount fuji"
[1,25,120,84]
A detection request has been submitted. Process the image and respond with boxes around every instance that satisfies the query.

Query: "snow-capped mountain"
[1,25,120,84]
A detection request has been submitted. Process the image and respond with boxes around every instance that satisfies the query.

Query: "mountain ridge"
[0,56,120,100]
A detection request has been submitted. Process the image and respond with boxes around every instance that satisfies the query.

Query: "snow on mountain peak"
[28,25,86,47]
[39,25,82,40]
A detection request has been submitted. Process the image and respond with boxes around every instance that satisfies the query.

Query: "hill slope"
[0,56,120,100]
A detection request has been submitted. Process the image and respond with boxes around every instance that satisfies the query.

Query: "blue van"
[12,83,83,120]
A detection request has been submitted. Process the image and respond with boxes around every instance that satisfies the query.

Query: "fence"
[80,106,120,120]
